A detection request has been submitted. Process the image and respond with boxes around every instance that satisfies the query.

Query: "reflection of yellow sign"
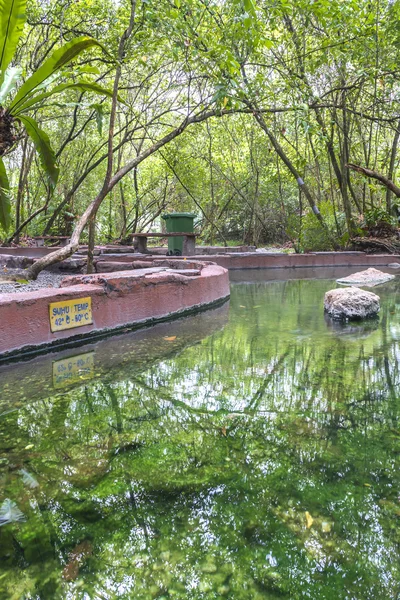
[52,352,94,388]
[49,297,92,332]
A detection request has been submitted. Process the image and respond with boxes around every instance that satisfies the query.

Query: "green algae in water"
[1,277,400,599]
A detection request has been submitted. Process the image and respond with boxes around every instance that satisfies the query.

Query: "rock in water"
[324,287,380,320]
[336,268,394,287]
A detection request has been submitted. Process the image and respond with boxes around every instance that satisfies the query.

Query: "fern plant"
[0,498,25,525]
[0,0,115,231]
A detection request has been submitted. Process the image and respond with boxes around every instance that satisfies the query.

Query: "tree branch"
[346,163,400,198]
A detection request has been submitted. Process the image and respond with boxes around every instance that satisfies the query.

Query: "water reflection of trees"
[0,280,400,599]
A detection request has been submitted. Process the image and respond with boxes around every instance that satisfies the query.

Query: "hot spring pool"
[1,272,400,599]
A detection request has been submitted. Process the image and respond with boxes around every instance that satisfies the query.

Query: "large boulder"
[0,254,34,269]
[324,287,380,320]
[336,268,394,287]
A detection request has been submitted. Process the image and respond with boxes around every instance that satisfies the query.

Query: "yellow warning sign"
[49,297,92,332]
[52,352,94,388]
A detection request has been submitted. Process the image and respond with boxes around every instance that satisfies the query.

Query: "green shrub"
[287,201,345,252]
[363,206,397,228]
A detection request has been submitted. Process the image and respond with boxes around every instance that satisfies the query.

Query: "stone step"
[96,261,135,273]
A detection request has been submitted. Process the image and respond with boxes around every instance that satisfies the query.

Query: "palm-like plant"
[0,0,115,231]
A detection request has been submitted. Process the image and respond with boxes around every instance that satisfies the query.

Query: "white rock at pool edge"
[336,268,394,287]
[324,287,380,320]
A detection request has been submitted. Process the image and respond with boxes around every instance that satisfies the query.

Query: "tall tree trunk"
[6,202,48,245]
[250,106,338,248]
[5,141,34,245]
[86,215,96,274]
[132,166,140,233]
[119,181,127,239]
[386,119,400,214]
[340,86,355,234]
[206,120,215,243]
[15,137,28,244]
[282,14,356,219]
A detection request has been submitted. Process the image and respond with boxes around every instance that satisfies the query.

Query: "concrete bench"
[33,236,70,247]
[130,232,197,256]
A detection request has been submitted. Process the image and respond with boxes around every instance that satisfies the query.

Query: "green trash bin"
[162,212,196,256]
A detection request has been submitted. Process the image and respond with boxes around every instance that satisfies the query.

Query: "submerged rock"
[324,287,380,320]
[324,312,379,339]
[336,268,394,287]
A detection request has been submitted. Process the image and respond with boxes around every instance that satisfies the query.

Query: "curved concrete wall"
[0,263,229,359]
[0,303,230,408]
[1,250,399,359]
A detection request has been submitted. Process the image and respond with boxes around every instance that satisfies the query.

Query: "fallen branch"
[346,163,400,197]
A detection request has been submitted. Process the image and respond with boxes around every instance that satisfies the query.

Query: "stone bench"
[129,232,197,256]
[33,236,70,247]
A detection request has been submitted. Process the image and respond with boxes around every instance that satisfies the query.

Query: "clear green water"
[1,274,400,600]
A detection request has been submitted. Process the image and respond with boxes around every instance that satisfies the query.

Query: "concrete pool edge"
[93,251,400,271]
[1,251,399,360]
[0,263,230,360]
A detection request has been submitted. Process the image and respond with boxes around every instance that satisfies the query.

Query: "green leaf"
[9,36,109,113]
[0,0,26,87]
[0,65,21,103]
[243,0,257,18]
[76,65,100,75]
[34,70,64,92]
[0,157,11,232]
[12,80,120,115]
[243,14,252,29]
[91,103,104,135]
[18,115,59,189]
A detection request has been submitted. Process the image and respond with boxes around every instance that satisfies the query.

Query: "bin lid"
[162,212,197,219]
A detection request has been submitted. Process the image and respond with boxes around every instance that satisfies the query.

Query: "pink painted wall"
[210,252,400,270]
[0,265,229,357]
[94,251,400,270]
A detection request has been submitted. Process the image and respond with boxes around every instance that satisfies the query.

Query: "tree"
[2,0,400,256]
[0,0,115,232]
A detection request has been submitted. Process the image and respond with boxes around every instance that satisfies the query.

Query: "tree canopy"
[1,0,400,258]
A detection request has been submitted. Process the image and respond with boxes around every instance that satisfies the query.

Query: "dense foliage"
[1,0,400,248]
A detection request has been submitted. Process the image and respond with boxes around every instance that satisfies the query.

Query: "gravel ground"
[0,270,66,294]
[256,247,294,254]
[0,249,292,293]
